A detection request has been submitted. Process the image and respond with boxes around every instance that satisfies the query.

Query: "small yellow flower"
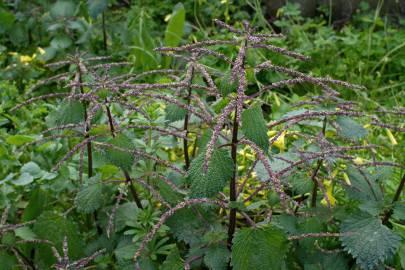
[270,131,286,151]
[321,180,336,207]
[353,157,364,165]
[19,55,34,63]
[273,92,281,107]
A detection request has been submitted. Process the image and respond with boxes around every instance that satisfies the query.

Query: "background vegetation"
[0,0,404,269]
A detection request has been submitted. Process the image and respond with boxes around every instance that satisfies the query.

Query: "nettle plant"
[6,19,405,270]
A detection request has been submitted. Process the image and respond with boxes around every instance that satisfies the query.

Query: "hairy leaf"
[241,105,269,152]
[188,149,233,198]
[100,134,135,171]
[231,225,288,270]
[204,244,230,270]
[340,212,401,270]
[74,176,103,213]
[165,104,186,122]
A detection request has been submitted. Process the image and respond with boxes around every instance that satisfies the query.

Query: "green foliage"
[100,134,136,171]
[204,244,230,270]
[164,3,185,66]
[336,116,367,140]
[340,212,401,270]
[241,104,269,152]
[74,176,104,213]
[188,149,234,198]
[231,225,288,270]
[33,211,85,267]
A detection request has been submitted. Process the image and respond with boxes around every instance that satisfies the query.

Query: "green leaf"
[167,207,218,245]
[50,0,76,18]
[33,211,84,267]
[21,162,43,179]
[336,117,367,140]
[345,165,383,202]
[13,173,34,186]
[22,188,49,222]
[204,244,230,270]
[164,3,185,66]
[0,8,15,34]
[100,134,135,171]
[115,202,140,232]
[165,104,186,122]
[231,225,288,270]
[219,72,238,96]
[241,105,269,152]
[50,35,72,49]
[0,250,17,270]
[161,247,183,270]
[6,135,35,146]
[74,176,103,213]
[52,101,85,125]
[340,212,401,270]
[188,149,234,198]
[87,0,108,19]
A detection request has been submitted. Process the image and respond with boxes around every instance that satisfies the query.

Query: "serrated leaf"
[52,101,85,125]
[33,211,84,267]
[74,176,103,213]
[188,149,233,198]
[161,247,183,270]
[241,105,269,152]
[340,212,401,270]
[204,244,230,270]
[166,207,218,245]
[345,165,383,202]
[100,134,135,171]
[336,116,367,140]
[165,104,186,122]
[231,225,288,270]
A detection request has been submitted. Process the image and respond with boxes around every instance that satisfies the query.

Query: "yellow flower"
[270,131,286,151]
[321,180,336,207]
[385,128,398,145]
[19,55,35,64]
[353,157,364,165]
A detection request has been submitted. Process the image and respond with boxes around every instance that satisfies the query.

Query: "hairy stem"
[227,106,239,249]
[78,68,93,179]
[105,102,143,209]
[382,172,405,225]
[310,117,327,207]
[183,86,192,170]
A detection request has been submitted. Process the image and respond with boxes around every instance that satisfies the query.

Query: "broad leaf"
[74,176,103,213]
[33,211,84,267]
[231,225,288,270]
[188,149,234,198]
[87,0,108,19]
[340,212,401,270]
[336,116,367,140]
[204,244,230,270]
[100,134,135,171]
[241,105,269,152]
[345,165,383,202]
[165,104,186,122]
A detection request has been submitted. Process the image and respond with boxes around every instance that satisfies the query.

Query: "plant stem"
[382,172,405,225]
[105,102,143,209]
[227,106,239,249]
[78,68,93,178]
[102,12,107,52]
[183,86,192,170]
[310,117,327,207]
